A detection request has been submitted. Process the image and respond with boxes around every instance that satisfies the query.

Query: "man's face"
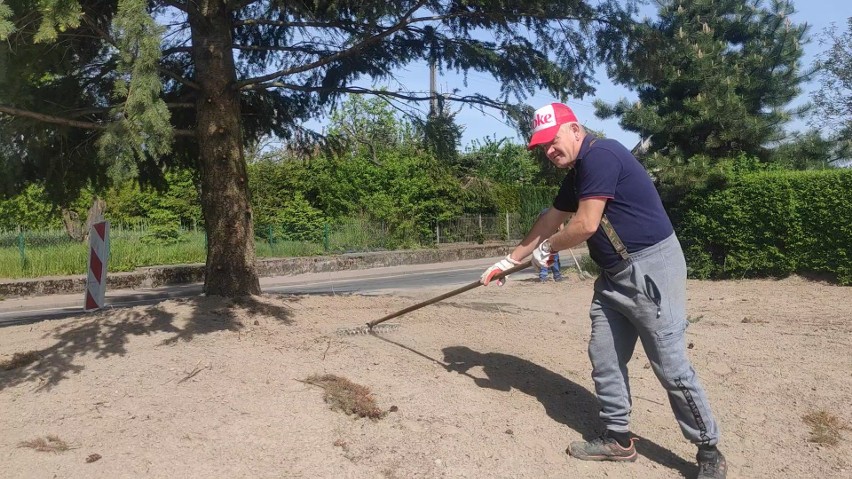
[542,123,579,169]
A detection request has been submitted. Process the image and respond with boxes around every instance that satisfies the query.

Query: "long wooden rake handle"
[365,259,533,330]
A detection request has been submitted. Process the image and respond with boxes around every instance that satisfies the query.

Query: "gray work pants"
[588,233,719,446]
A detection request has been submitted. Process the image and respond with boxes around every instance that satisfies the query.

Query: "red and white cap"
[527,102,578,150]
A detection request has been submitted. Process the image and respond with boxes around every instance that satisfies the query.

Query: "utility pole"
[429,59,438,117]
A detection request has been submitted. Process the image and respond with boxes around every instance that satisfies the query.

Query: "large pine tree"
[0,0,635,297]
[596,0,808,160]
[810,18,852,142]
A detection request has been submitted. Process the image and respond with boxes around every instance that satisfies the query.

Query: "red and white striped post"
[84,221,110,311]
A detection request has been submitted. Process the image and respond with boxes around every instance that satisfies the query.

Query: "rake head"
[336,323,401,336]
[336,260,533,337]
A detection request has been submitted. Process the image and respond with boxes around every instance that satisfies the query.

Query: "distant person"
[538,208,563,282]
[480,103,726,479]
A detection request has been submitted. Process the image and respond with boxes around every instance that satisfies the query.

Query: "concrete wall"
[0,243,514,298]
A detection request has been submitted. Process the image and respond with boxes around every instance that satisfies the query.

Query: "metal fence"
[0,214,535,279]
[434,213,525,244]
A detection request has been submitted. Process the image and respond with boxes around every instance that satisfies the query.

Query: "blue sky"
[352,1,848,150]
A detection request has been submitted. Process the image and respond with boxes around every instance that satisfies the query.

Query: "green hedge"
[678,169,852,284]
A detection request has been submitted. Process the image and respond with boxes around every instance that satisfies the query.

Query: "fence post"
[17,230,28,271]
[505,212,510,241]
[478,214,482,234]
[323,223,330,252]
[435,223,441,245]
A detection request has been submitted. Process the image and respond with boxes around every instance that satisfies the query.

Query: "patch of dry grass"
[305,374,385,419]
[0,350,41,371]
[18,435,70,453]
[803,410,847,446]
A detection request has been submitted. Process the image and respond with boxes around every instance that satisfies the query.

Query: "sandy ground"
[1,273,850,479]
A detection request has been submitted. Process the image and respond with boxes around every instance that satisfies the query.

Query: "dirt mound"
[1,277,850,478]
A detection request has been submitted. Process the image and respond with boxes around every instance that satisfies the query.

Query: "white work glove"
[481,255,521,286]
[532,239,555,270]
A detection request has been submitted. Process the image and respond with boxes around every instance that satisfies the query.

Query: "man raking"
[481,103,727,479]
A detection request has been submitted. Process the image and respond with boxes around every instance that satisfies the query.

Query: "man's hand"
[532,239,555,269]
[481,255,521,286]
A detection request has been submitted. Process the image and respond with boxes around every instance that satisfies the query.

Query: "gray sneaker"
[566,435,637,462]
[696,448,727,478]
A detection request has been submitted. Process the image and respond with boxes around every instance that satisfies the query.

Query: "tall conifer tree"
[0,1,635,296]
[596,0,808,160]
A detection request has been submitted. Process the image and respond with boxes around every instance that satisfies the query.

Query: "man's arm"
[507,207,572,262]
[481,202,601,286]
[548,198,606,252]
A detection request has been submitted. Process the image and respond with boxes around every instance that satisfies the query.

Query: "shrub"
[141,209,184,245]
[678,169,852,284]
[275,193,326,243]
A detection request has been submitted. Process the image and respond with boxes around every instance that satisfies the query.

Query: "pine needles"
[303,374,385,419]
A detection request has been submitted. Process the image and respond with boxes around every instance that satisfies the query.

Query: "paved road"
[0,256,566,326]
[265,263,535,294]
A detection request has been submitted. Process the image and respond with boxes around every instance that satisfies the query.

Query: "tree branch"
[65,103,195,118]
[0,104,109,130]
[81,13,116,44]
[83,13,201,90]
[233,7,596,91]
[163,46,192,56]
[232,44,309,53]
[158,66,200,90]
[235,0,428,90]
[230,0,260,11]
[233,11,576,30]
[234,18,361,29]
[162,1,189,14]
[239,82,508,111]
[82,13,198,90]
[0,105,196,137]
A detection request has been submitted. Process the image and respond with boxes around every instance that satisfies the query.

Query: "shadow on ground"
[0,295,293,392]
[372,335,694,478]
[441,345,695,477]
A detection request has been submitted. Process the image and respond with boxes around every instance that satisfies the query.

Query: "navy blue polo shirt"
[552,135,674,269]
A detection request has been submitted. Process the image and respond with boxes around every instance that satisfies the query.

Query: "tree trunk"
[61,197,106,242]
[61,208,83,242]
[189,2,261,297]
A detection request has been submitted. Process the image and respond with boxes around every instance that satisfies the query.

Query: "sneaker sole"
[566,446,638,462]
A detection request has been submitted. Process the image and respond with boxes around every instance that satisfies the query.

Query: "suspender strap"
[600,214,630,260]
[580,137,630,261]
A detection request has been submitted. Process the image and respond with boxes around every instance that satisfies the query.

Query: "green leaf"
[32,0,82,42]
[0,1,15,39]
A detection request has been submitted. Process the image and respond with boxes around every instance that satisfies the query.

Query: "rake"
[337,260,533,335]
[567,248,594,279]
